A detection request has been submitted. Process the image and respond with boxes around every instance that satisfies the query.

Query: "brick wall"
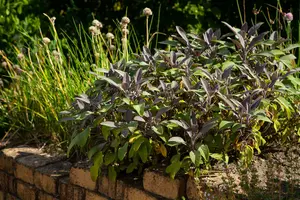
[0,145,228,200]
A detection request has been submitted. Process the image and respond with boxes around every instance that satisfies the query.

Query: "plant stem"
[236,0,243,25]
[146,16,149,48]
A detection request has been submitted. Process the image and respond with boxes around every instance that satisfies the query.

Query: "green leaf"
[132,137,145,151]
[67,128,90,156]
[219,120,235,130]
[189,151,202,167]
[168,137,187,146]
[280,54,296,68]
[256,115,273,123]
[90,151,103,181]
[99,105,113,112]
[102,126,111,140]
[270,49,285,56]
[283,43,300,52]
[133,103,145,116]
[88,143,106,160]
[108,166,117,181]
[101,121,117,128]
[126,163,137,173]
[104,151,116,165]
[166,160,181,179]
[210,153,223,161]
[151,125,164,135]
[138,143,148,163]
[118,142,128,161]
[198,144,209,162]
[98,76,123,91]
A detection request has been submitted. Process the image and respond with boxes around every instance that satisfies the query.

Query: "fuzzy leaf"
[67,128,90,156]
[118,142,128,161]
[168,137,187,146]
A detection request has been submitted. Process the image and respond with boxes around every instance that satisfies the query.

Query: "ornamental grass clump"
[64,21,300,181]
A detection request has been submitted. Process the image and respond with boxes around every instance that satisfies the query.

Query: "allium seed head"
[1,61,7,67]
[52,50,60,59]
[17,53,24,60]
[89,26,98,35]
[143,7,153,16]
[284,12,293,22]
[121,17,130,24]
[43,37,51,45]
[92,19,103,29]
[122,28,129,35]
[50,17,56,24]
[106,32,115,40]
[109,45,116,51]
[13,65,23,75]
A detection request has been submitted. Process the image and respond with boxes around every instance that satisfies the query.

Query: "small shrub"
[65,21,300,181]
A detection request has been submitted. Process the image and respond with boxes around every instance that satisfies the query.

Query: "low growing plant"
[64,21,300,181]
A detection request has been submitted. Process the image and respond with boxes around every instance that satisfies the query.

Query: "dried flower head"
[17,53,24,60]
[122,28,129,35]
[106,33,115,40]
[89,26,98,35]
[13,65,23,75]
[284,12,293,22]
[143,7,153,16]
[50,17,56,24]
[43,37,51,45]
[121,17,130,24]
[252,9,260,15]
[52,50,60,60]
[92,19,103,29]
[1,61,7,68]
[109,45,116,51]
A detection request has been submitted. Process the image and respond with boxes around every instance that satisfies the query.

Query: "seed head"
[121,17,130,24]
[13,65,23,75]
[89,26,98,35]
[1,61,7,68]
[122,28,129,35]
[106,33,115,40]
[17,53,24,60]
[52,50,60,60]
[109,45,116,51]
[50,17,56,24]
[92,19,103,29]
[143,7,153,16]
[43,37,51,45]
[284,12,293,22]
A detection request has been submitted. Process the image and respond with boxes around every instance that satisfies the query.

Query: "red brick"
[0,171,16,193]
[16,180,37,200]
[0,147,41,174]
[38,191,59,200]
[34,162,71,195]
[124,187,158,200]
[97,174,127,200]
[58,178,85,200]
[69,162,96,191]
[85,190,108,200]
[15,153,65,184]
[143,169,186,199]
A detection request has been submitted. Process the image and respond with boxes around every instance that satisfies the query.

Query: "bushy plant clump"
[65,21,300,180]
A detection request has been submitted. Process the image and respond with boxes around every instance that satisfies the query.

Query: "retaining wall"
[0,145,225,200]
